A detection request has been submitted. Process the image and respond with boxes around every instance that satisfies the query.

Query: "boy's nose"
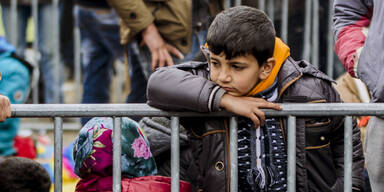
[218,69,231,83]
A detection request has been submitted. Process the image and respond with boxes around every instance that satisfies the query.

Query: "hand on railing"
[0,95,11,122]
[219,94,282,127]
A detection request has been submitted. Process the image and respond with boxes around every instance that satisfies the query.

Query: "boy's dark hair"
[0,157,51,192]
[207,6,276,64]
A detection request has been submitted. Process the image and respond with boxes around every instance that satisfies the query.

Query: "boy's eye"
[211,61,219,67]
[232,65,244,70]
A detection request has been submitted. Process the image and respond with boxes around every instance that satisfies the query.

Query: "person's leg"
[365,116,384,191]
[126,42,147,103]
[74,6,116,125]
[1,5,29,57]
[38,3,62,103]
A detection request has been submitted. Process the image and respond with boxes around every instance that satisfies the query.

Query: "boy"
[147,6,364,192]
[0,157,51,192]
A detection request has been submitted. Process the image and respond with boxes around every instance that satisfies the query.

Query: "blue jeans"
[1,4,61,103]
[75,6,124,125]
[127,29,208,103]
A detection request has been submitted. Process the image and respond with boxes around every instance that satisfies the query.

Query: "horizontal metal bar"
[10,103,384,117]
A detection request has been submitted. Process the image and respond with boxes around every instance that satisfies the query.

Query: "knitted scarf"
[238,38,290,191]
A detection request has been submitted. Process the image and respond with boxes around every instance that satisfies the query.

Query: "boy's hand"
[220,94,282,128]
[0,95,11,122]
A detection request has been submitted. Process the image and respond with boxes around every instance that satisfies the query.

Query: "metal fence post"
[311,0,319,68]
[52,0,60,103]
[303,0,312,61]
[344,116,352,192]
[31,0,39,104]
[230,117,238,192]
[113,117,122,192]
[74,26,82,103]
[287,115,296,192]
[259,0,265,12]
[267,0,274,22]
[9,0,18,46]
[281,0,289,43]
[171,117,180,192]
[327,0,335,78]
[225,0,231,9]
[54,117,63,192]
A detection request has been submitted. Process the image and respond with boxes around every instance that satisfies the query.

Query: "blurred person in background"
[106,0,224,103]
[74,0,133,125]
[333,0,383,191]
[0,0,62,104]
[0,37,31,157]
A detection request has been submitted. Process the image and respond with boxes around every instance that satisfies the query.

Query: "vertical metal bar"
[281,0,289,43]
[326,0,335,78]
[303,0,312,61]
[9,0,17,46]
[52,0,60,103]
[230,117,238,192]
[234,0,241,6]
[113,117,122,192]
[259,0,265,11]
[287,116,296,192]
[74,27,82,102]
[171,117,180,192]
[267,0,274,22]
[311,0,319,68]
[54,117,63,192]
[344,116,352,192]
[225,0,231,9]
[32,0,39,104]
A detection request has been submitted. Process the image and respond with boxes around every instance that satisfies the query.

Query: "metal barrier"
[11,103,383,192]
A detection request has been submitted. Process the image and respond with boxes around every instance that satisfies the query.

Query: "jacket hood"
[248,38,290,96]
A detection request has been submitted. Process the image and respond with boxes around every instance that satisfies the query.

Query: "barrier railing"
[11,103,381,192]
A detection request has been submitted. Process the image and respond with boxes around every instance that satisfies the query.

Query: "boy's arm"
[147,64,226,112]
[333,0,373,78]
[147,64,281,127]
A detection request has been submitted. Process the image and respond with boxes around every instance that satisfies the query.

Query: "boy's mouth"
[222,87,235,92]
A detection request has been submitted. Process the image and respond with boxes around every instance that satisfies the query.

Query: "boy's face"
[209,52,274,96]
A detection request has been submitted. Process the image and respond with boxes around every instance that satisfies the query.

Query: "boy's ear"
[259,57,275,80]
[200,46,210,62]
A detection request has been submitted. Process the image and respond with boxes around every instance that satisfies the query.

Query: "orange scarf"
[247,38,290,96]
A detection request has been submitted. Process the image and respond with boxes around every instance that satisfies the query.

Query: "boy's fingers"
[249,113,260,128]
[166,44,184,59]
[253,109,265,126]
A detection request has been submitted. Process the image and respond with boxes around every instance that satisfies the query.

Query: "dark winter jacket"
[147,58,364,192]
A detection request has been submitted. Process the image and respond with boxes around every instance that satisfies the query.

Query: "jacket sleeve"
[106,0,154,37]
[333,0,373,78]
[147,62,226,112]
